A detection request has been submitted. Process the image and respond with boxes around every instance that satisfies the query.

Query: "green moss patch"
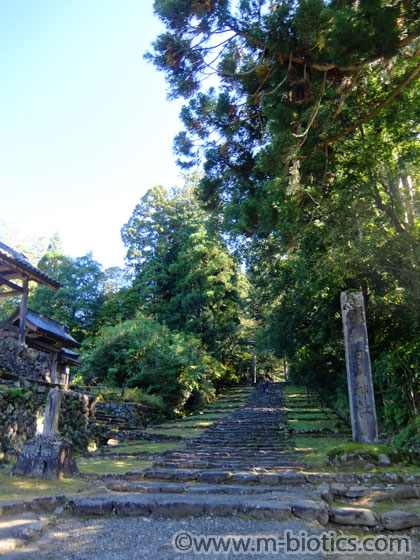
[0,467,88,501]
[288,418,346,431]
[78,457,153,475]
[294,436,349,464]
[287,412,335,420]
[148,427,206,438]
[100,441,184,455]
[326,443,410,465]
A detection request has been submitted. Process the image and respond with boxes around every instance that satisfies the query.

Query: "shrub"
[81,312,225,410]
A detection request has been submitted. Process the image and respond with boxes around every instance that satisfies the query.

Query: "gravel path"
[2,516,327,560]
[4,515,419,560]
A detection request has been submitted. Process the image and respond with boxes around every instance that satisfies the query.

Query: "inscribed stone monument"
[341,291,378,444]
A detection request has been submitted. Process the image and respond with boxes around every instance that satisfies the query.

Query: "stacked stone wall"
[96,401,167,428]
[0,384,99,463]
[0,331,49,381]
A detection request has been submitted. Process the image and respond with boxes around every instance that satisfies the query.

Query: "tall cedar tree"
[121,185,248,368]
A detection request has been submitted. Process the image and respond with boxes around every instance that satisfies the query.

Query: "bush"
[373,339,420,430]
[392,416,420,454]
[81,312,225,410]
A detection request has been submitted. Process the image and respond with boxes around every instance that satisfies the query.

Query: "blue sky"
[0,0,184,268]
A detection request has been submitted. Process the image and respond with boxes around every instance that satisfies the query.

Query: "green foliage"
[392,416,420,452]
[0,385,34,408]
[96,387,171,416]
[81,311,225,408]
[373,339,420,430]
[148,0,420,439]
[120,183,250,378]
[29,240,106,342]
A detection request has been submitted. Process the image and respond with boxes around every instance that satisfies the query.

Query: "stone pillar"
[43,388,62,435]
[252,351,257,384]
[12,388,79,480]
[341,291,378,444]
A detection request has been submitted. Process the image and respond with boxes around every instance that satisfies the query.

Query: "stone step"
[140,469,317,485]
[68,491,420,531]
[69,493,328,524]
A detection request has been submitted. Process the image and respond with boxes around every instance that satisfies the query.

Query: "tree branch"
[371,182,407,234]
[293,71,327,141]
[321,59,420,146]
[224,28,420,74]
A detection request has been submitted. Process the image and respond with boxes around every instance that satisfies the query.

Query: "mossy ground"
[288,418,347,431]
[0,465,88,502]
[77,457,153,474]
[285,385,350,437]
[284,385,419,476]
[148,427,206,438]
[148,388,251,437]
[326,442,410,464]
[295,436,348,464]
[98,441,185,455]
[331,497,420,515]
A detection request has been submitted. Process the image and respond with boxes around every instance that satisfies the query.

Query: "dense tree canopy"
[148,0,420,443]
[81,184,252,408]
[121,184,249,368]
[29,240,106,342]
[147,0,419,237]
[82,311,224,408]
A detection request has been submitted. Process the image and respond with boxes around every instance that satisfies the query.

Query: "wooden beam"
[0,275,24,293]
[19,277,29,344]
[0,268,24,280]
[0,290,22,298]
[50,352,58,384]
[0,254,61,290]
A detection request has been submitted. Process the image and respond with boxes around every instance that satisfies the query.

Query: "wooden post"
[18,277,29,344]
[341,291,378,444]
[283,359,288,383]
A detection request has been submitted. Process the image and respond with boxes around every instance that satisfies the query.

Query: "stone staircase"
[2,383,420,556]
[76,383,420,534]
[143,383,299,480]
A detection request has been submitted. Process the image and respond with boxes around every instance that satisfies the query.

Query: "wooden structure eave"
[0,244,62,291]
[0,241,62,344]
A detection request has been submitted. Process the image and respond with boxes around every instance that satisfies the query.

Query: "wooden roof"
[0,241,62,293]
[8,307,81,349]
[59,348,82,367]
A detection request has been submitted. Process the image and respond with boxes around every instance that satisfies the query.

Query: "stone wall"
[0,329,50,381]
[0,385,41,462]
[0,384,100,463]
[59,392,99,453]
[96,401,167,428]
